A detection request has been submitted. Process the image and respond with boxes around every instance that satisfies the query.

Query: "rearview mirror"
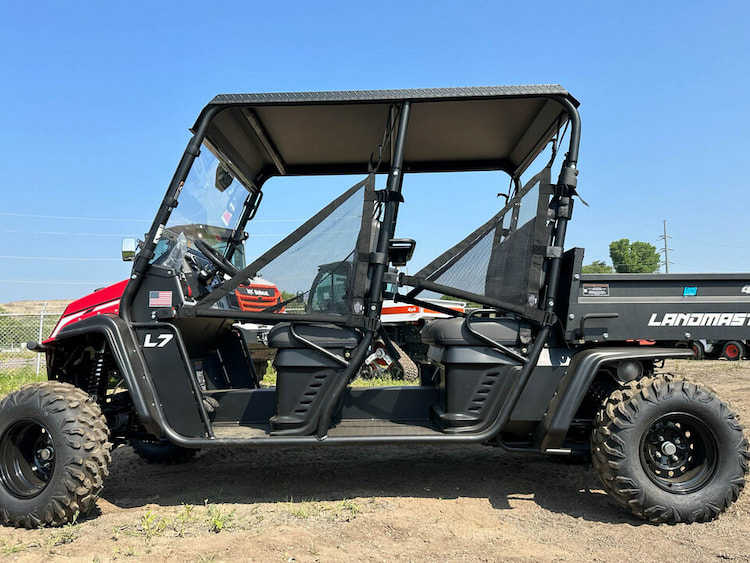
[121,238,137,262]
[215,164,234,192]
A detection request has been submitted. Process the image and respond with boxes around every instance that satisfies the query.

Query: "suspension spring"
[88,347,108,397]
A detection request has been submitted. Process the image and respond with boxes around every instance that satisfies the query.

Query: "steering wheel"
[194,238,240,278]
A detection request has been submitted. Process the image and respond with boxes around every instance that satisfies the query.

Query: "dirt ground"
[2,360,750,562]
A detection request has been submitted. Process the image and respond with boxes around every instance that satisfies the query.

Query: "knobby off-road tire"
[591,375,749,524]
[391,341,419,382]
[130,438,197,464]
[0,382,111,528]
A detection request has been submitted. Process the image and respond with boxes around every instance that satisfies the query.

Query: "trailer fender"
[51,314,163,437]
[537,347,693,452]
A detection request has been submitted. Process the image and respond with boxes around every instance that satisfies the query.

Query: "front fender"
[51,314,163,437]
[537,347,693,452]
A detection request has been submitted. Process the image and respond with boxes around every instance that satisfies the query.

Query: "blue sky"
[1,1,748,303]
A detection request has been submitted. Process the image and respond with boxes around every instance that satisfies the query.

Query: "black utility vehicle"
[2,86,748,528]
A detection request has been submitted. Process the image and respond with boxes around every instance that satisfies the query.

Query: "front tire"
[591,375,749,523]
[0,382,111,528]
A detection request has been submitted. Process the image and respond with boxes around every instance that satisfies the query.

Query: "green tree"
[581,260,614,274]
[609,239,661,273]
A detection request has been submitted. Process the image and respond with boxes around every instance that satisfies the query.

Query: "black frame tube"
[314,101,412,438]
[367,101,411,318]
[539,96,581,322]
[120,105,223,323]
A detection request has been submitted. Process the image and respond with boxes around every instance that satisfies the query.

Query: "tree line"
[582,239,661,274]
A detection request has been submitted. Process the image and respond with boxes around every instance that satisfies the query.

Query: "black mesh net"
[197,175,377,320]
[412,167,553,310]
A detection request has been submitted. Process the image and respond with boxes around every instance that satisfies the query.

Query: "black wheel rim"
[640,413,717,494]
[0,419,56,499]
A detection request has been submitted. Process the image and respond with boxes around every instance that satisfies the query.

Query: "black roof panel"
[193,85,579,185]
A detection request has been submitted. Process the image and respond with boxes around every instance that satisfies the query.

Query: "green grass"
[0,351,45,397]
[286,498,362,521]
[1,356,418,400]
[261,362,418,388]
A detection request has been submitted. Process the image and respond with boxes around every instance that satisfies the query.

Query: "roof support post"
[120,106,222,322]
[541,97,582,323]
[366,101,412,323]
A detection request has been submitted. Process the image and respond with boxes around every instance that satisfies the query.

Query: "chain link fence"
[0,306,64,377]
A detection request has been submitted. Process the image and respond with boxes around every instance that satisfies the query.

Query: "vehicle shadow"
[103,442,640,526]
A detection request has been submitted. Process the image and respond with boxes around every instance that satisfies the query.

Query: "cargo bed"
[559,248,750,345]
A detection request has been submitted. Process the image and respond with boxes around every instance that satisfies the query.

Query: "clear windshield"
[168,147,250,234]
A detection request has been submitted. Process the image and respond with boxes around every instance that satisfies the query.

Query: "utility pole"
[658,220,673,273]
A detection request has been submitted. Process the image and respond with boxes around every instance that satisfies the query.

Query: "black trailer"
[2,86,747,529]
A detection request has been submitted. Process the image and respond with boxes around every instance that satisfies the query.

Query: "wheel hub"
[0,419,55,499]
[39,448,52,461]
[641,414,717,494]
[661,441,677,456]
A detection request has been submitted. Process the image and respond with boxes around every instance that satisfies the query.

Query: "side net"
[412,167,554,311]
[197,175,377,321]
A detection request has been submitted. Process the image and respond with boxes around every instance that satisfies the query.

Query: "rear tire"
[591,375,749,523]
[0,382,111,528]
[721,341,745,361]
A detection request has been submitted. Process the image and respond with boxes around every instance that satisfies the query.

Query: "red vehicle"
[49,225,283,344]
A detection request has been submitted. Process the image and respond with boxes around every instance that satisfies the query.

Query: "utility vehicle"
[2,86,748,528]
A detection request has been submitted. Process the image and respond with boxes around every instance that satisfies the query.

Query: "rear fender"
[537,347,693,452]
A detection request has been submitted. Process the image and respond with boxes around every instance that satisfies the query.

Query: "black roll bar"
[120,105,224,323]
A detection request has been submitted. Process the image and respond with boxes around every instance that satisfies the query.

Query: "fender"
[537,347,693,452]
[51,314,163,438]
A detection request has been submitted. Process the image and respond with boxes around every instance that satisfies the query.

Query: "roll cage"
[122,86,581,337]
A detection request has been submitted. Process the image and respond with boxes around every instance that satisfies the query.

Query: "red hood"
[47,280,128,342]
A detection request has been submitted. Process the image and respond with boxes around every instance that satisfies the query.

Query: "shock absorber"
[87,345,108,397]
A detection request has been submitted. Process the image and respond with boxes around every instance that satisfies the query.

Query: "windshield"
[159,145,253,269]
[168,147,250,234]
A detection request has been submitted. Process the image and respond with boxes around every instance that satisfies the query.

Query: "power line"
[0,229,288,238]
[0,212,149,223]
[670,237,744,250]
[0,211,304,224]
[0,279,114,285]
[0,229,140,238]
[0,256,121,262]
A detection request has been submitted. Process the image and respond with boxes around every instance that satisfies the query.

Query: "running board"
[212,419,442,440]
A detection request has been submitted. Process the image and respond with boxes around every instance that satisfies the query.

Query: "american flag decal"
[149,291,172,307]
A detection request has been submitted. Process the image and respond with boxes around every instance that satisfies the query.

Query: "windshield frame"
[166,143,258,267]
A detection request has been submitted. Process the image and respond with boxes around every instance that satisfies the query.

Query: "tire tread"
[591,375,749,524]
[0,381,111,528]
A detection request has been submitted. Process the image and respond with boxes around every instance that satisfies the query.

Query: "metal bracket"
[464,310,528,364]
[288,323,349,367]
[375,189,404,203]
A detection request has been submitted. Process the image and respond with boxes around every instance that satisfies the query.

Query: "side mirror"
[121,238,137,262]
[388,238,416,267]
